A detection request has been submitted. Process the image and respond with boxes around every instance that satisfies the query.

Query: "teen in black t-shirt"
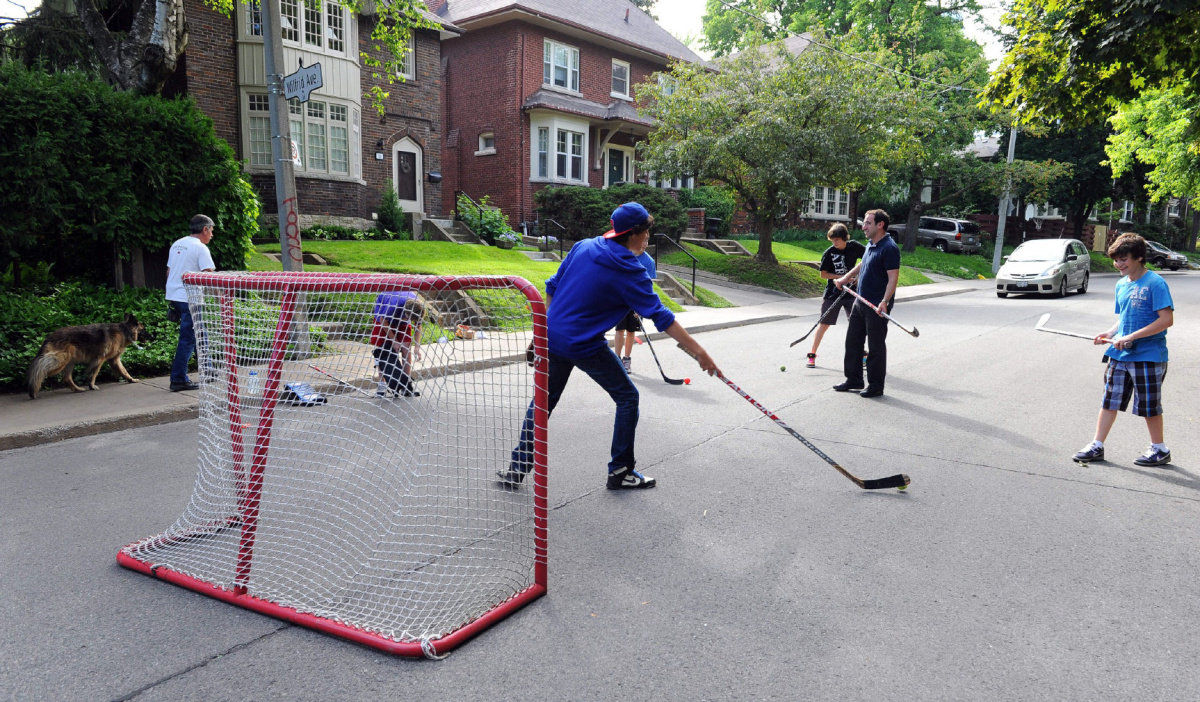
[806,223,866,368]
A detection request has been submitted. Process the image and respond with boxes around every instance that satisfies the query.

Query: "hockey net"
[118,272,548,657]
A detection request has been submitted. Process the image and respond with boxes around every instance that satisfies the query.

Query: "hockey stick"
[1034,313,1114,343]
[677,345,908,490]
[308,363,375,397]
[640,331,686,385]
[789,289,848,347]
[843,287,920,337]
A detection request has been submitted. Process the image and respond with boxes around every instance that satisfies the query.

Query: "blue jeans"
[170,301,196,385]
[511,347,639,476]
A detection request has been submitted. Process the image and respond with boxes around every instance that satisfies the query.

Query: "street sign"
[283,62,323,102]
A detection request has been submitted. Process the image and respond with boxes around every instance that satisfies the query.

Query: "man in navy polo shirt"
[833,209,901,398]
[501,203,721,490]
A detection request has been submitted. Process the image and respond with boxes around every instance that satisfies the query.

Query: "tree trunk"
[76,0,188,94]
[1070,200,1093,240]
[1190,210,1199,252]
[755,216,777,264]
[903,170,925,253]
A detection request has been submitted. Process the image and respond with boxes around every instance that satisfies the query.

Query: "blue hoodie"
[545,236,675,359]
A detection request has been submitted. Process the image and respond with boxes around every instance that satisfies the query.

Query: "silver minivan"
[888,217,983,254]
[995,238,1091,298]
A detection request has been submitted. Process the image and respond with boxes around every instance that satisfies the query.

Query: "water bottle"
[247,370,261,397]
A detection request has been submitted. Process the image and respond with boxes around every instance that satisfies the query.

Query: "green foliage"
[638,39,907,263]
[678,186,736,237]
[1088,251,1118,273]
[0,282,177,391]
[1107,88,1200,204]
[377,179,407,233]
[0,64,259,285]
[897,247,996,279]
[691,284,735,309]
[456,193,519,245]
[2,6,101,73]
[1127,220,1191,252]
[659,243,828,296]
[984,0,1200,130]
[533,184,687,239]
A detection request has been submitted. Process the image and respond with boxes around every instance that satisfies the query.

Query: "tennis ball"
[897,485,908,491]
[780,365,786,372]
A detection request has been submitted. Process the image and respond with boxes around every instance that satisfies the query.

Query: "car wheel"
[1056,277,1068,298]
[997,292,1008,298]
[1154,257,1166,268]
[1077,272,1089,295]
[934,240,948,253]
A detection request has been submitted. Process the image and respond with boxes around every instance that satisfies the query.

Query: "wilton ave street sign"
[283,62,323,102]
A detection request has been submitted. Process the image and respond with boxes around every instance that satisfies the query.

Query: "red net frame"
[118,272,548,657]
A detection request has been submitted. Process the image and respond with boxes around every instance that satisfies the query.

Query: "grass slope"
[659,244,827,297]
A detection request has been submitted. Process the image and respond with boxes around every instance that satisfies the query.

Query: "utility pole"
[992,127,1018,274]
[261,0,303,272]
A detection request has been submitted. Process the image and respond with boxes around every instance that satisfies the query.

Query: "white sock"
[1152,442,1168,453]
[378,382,388,393]
[1088,440,1104,450]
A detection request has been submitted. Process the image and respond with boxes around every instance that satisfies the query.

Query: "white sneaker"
[622,356,631,372]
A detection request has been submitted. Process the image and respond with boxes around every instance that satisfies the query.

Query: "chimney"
[624,8,629,22]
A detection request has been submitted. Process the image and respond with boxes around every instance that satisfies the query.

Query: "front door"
[607,148,626,186]
[392,137,423,213]
[396,151,416,201]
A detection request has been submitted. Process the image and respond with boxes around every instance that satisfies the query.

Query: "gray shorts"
[819,294,853,325]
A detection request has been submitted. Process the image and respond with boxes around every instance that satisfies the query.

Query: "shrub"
[303,224,406,241]
[0,63,259,286]
[678,186,736,237]
[534,184,688,240]
[455,193,518,245]
[377,179,407,233]
[495,230,521,245]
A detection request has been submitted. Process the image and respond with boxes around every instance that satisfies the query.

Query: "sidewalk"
[0,277,986,452]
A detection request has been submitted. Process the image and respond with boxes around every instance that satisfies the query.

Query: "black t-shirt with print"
[819,240,866,298]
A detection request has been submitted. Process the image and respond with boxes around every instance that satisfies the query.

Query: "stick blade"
[910,327,920,338]
[663,377,685,385]
[860,473,911,490]
[1035,313,1051,330]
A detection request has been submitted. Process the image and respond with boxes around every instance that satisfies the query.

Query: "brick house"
[431,0,704,227]
[174,0,460,228]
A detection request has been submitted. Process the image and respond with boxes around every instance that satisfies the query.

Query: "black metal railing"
[453,189,487,243]
[652,233,697,297]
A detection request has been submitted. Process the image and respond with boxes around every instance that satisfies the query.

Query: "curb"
[0,404,199,452]
[894,286,980,304]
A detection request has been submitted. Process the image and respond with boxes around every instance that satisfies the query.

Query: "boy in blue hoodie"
[501,203,720,490]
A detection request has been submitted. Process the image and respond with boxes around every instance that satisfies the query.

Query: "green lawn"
[660,244,827,297]
[254,240,690,312]
[717,241,933,288]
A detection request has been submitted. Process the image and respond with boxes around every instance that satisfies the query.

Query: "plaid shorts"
[1101,360,1168,417]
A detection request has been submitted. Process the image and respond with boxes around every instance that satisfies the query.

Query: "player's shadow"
[875,396,1050,453]
[883,376,982,402]
[1107,461,1200,491]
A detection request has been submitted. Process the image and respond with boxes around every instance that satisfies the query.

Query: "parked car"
[887,217,983,254]
[995,238,1091,298]
[1145,240,1189,270]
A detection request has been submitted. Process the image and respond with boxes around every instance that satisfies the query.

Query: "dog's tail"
[27,348,67,400]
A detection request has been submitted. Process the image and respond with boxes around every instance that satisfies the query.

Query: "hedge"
[534,183,688,240]
[0,63,259,285]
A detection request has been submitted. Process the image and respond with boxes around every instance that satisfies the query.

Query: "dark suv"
[888,217,983,254]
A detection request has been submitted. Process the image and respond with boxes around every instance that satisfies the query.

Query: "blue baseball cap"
[603,202,650,238]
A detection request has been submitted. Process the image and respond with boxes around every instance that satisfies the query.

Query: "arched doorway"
[392,138,423,213]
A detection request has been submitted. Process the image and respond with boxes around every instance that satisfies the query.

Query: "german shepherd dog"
[27,314,147,399]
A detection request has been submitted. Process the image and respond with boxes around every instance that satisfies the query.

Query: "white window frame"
[529,114,588,184]
[611,59,631,100]
[1122,200,1135,222]
[804,186,852,220]
[397,29,415,80]
[604,144,635,187]
[1168,198,1180,217]
[648,172,693,190]
[246,0,345,55]
[244,92,359,179]
[658,74,677,96]
[476,132,496,156]
[543,39,580,94]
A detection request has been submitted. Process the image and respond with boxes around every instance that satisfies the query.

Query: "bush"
[678,186,736,237]
[534,184,688,240]
[1129,220,1189,250]
[377,179,407,233]
[456,193,519,245]
[0,63,259,286]
[303,224,406,241]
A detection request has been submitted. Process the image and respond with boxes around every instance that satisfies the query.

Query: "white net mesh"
[122,272,547,651]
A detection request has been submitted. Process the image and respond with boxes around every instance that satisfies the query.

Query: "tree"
[629,0,657,21]
[638,41,905,264]
[39,0,432,106]
[984,0,1200,130]
[1015,125,1113,240]
[1106,87,1200,249]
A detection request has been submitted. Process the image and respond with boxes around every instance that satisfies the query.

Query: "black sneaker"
[170,381,200,392]
[859,387,884,398]
[1072,444,1104,463]
[1133,447,1171,467]
[607,466,656,489]
[496,468,526,488]
[833,381,864,392]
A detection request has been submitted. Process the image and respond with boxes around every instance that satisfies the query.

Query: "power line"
[712,0,983,94]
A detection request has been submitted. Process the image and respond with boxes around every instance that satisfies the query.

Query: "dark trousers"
[511,347,639,475]
[843,299,893,389]
[373,346,415,395]
[170,301,195,385]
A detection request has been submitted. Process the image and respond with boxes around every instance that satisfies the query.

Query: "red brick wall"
[182,8,444,222]
[443,19,670,225]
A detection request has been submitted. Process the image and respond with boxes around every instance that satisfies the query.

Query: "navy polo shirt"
[857,236,901,305]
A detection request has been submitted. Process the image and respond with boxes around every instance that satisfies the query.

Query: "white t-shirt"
[165,235,216,302]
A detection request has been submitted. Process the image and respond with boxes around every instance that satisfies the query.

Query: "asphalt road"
[3,272,1198,701]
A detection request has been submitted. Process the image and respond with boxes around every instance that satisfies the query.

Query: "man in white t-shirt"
[166,215,216,391]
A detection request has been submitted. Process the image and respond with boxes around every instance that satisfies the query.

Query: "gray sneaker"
[621,356,632,372]
[606,466,655,489]
[1133,447,1171,467]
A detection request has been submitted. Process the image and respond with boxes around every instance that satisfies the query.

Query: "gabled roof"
[725,33,813,68]
[436,0,704,65]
